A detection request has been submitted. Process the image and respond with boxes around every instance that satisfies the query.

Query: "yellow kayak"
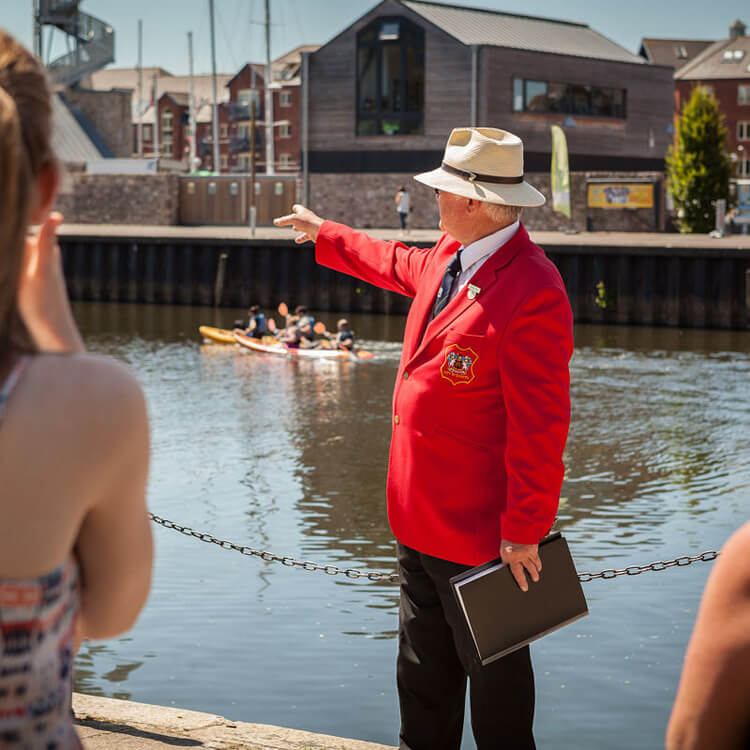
[199,326,238,344]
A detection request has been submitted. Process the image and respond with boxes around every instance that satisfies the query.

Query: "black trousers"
[397,543,536,750]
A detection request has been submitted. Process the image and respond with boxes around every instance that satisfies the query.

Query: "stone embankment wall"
[56,169,179,225]
[308,172,665,232]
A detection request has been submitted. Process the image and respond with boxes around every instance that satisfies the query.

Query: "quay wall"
[58,233,750,330]
[309,171,666,233]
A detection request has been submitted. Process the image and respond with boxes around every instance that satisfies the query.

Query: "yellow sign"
[587,183,654,209]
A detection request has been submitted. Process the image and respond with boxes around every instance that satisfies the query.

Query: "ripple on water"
[73,308,750,750]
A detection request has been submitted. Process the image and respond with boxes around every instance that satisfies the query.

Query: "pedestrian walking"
[395,185,411,230]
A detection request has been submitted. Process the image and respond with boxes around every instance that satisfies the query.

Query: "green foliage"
[666,87,732,233]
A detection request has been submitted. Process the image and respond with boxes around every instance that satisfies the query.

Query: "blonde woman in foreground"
[666,521,750,750]
[0,30,152,748]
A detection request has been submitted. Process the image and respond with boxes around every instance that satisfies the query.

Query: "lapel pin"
[467,283,481,300]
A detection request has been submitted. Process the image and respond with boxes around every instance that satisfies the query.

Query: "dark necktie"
[431,249,463,320]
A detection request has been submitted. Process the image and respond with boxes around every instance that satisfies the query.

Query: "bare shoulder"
[711,522,750,598]
[30,353,147,427]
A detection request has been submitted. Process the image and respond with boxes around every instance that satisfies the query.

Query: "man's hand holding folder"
[500,539,542,592]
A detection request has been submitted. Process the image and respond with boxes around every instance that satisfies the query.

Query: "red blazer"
[316,221,573,566]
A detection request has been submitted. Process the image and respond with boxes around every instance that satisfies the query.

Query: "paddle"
[312,321,374,360]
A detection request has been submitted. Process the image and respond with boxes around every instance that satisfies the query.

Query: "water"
[71,302,750,749]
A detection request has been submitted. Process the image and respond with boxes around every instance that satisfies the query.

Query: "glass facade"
[512,78,626,119]
[356,17,424,136]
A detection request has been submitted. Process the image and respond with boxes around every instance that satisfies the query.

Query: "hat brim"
[413,166,546,208]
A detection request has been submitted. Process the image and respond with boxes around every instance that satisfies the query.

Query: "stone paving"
[73,694,396,750]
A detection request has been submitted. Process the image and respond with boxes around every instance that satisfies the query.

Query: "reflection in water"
[73,642,142,701]
[70,302,750,750]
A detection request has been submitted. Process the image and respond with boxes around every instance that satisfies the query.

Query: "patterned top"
[0,357,83,749]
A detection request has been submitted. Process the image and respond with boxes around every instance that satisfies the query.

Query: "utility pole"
[33,0,41,59]
[188,31,196,173]
[264,0,275,175]
[137,19,143,158]
[208,0,221,174]
[249,98,257,235]
[152,72,160,166]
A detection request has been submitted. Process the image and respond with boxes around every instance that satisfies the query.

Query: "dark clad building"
[304,0,675,230]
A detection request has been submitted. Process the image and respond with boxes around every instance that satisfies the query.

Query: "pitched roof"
[639,39,714,70]
[675,33,750,80]
[401,0,645,64]
[51,93,103,162]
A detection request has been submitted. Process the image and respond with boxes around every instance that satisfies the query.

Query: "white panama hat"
[414,127,545,207]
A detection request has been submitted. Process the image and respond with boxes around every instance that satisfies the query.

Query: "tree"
[666,86,731,233]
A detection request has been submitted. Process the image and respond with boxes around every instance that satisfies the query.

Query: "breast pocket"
[439,330,491,388]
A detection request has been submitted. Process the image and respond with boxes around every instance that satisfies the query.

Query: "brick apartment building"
[674,20,750,177]
[86,46,317,174]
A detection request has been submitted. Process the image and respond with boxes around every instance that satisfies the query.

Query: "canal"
[71,302,750,749]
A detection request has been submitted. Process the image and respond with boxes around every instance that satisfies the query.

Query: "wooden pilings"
[59,234,750,329]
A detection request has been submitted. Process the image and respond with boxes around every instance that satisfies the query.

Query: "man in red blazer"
[275,127,573,750]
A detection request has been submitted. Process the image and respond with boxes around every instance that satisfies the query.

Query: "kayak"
[199,326,238,344]
[234,331,352,359]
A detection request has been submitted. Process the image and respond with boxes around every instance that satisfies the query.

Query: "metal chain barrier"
[149,513,718,584]
[149,513,400,582]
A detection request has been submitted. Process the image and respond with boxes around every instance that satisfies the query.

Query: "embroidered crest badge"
[440,344,478,386]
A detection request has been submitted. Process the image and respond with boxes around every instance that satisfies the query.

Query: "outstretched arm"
[275,204,439,298]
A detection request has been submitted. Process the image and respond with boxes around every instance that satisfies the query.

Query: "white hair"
[480,202,523,225]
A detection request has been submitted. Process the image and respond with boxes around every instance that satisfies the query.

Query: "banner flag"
[550,124,571,219]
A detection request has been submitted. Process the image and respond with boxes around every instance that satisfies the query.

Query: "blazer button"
[403,371,409,380]
[394,415,400,425]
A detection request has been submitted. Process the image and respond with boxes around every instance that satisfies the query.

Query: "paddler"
[335,319,355,351]
[246,305,268,339]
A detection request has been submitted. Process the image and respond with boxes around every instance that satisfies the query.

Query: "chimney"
[729,19,746,37]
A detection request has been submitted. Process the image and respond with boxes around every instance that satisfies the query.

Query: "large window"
[512,78,626,119]
[357,17,424,136]
[739,85,750,105]
[161,110,173,143]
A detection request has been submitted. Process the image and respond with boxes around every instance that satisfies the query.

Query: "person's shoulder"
[31,353,145,417]
[714,522,750,588]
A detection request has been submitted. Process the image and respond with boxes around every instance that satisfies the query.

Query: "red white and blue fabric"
[0,358,83,749]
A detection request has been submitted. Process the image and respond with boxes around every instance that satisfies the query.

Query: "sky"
[1,0,747,76]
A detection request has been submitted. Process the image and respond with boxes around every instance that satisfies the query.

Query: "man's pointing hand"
[274,204,324,244]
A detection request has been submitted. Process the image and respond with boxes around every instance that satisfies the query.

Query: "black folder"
[450,533,588,666]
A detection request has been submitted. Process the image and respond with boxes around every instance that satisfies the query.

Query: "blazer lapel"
[414,223,531,357]
[406,235,462,355]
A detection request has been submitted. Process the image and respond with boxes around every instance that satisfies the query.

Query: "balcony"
[198,138,212,157]
[229,135,250,153]
[230,102,264,122]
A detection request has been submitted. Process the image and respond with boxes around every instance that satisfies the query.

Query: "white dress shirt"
[447,220,520,304]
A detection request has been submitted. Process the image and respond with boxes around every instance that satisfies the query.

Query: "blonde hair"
[0,30,54,367]
[480,202,523,225]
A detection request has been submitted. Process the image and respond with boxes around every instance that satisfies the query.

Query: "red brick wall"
[273,84,301,172]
